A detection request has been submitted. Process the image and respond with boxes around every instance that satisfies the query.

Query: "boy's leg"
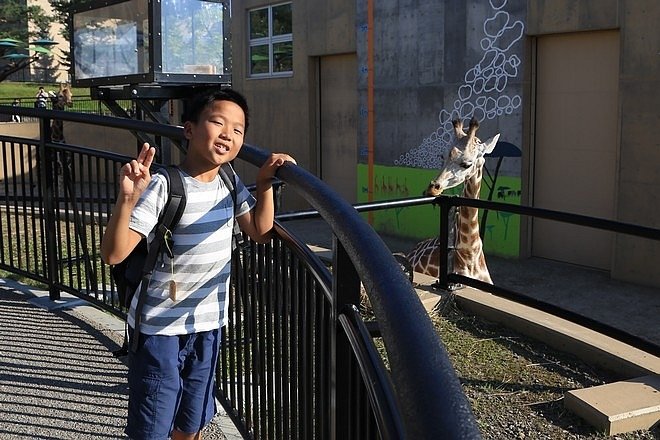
[173,328,222,437]
[126,332,183,440]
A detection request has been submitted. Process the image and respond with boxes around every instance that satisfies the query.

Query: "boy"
[101,88,295,440]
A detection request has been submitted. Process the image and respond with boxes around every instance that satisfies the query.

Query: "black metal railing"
[433,195,660,358]
[0,104,478,439]
[277,194,660,359]
[0,96,132,120]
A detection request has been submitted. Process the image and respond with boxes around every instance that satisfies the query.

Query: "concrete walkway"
[0,278,239,440]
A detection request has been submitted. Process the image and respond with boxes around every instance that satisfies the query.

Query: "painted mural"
[357,0,524,258]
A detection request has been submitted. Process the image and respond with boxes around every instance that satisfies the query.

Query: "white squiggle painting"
[395,0,524,169]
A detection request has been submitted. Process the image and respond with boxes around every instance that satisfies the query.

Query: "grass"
[0,80,89,101]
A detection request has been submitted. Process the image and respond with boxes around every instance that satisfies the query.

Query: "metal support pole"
[331,237,362,440]
[38,117,60,300]
[437,197,451,290]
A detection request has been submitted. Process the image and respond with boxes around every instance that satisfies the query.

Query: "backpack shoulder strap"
[130,165,187,353]
[219,163,245,250]
[159,166,187,232]
[219,163,237,208]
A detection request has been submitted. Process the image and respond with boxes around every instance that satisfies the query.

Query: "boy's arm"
[101,143,156,264]
[101,196,144,265]
[237,153,295,244]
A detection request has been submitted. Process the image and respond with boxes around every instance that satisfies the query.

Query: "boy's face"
[184,99,246,166]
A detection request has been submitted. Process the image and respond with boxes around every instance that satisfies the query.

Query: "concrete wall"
[231,0,356,211]
[0,122,38,181]
[360,0,527,172]
[611,1,660,285]
[28,0,68,82]
[527,0,660,286]
[352,0,527,255]
[0,121,145,183]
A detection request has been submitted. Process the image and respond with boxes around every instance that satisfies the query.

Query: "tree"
[48,0,73,72]
[0,0,56,83]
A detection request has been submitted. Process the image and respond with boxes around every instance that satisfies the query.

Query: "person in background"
[35,86,48,108]
[11,98,21,122]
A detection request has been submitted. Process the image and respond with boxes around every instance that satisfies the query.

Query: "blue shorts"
[125,328,221,440]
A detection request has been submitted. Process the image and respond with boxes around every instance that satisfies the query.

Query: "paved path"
[0,278,238,440]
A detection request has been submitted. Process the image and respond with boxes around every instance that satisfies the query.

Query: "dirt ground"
[432,298,659,440]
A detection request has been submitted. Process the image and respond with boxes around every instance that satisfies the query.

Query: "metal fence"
[0,96,132,119]
[432,196,660,358]
[0,104,478,439]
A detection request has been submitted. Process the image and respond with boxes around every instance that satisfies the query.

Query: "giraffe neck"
[51,95,66,143]
[458,165,482,228]
[454,164,492,283]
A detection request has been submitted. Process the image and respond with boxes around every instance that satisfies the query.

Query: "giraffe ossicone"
[406,117,497,285]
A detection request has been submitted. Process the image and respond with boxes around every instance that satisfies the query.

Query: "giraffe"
[49,83,73,143]
[48,83,73,196]
[405,117,499,284]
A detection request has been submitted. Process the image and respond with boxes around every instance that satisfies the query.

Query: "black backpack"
[111,164,242,356]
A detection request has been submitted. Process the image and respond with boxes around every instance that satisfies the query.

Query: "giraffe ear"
[481,133,500,155]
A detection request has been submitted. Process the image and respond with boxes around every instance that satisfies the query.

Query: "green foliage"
[48,0,93,69]
[0,1,58,82]
[48,0,72,68]
[0,1,52,42]
[0,0,30,41]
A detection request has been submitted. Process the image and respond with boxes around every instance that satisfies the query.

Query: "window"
[248,3,292,77]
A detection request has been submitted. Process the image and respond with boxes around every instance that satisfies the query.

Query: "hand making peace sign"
[119,143,156,201]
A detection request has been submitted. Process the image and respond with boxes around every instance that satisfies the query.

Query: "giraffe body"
[406,117,498,284]
[48,84,73,195]
[50,83,73,143]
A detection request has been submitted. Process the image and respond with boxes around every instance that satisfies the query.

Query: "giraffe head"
[424,117,500,197]
[52,83,73,108]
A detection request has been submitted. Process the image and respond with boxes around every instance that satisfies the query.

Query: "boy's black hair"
[182,87,250,132]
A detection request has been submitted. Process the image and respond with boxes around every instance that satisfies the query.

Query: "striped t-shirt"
[127,167,256,336]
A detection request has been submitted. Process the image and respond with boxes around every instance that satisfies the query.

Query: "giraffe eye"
[459,161,472,169]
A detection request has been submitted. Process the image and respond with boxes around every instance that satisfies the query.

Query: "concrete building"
[229,0,660,288]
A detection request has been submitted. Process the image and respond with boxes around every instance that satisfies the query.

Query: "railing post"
[436,196,451,290]
[331,237,362,440]
[38,117,60,300]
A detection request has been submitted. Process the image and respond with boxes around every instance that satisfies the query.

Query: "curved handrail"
[338,304,406,440]
[273,220,333,300]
